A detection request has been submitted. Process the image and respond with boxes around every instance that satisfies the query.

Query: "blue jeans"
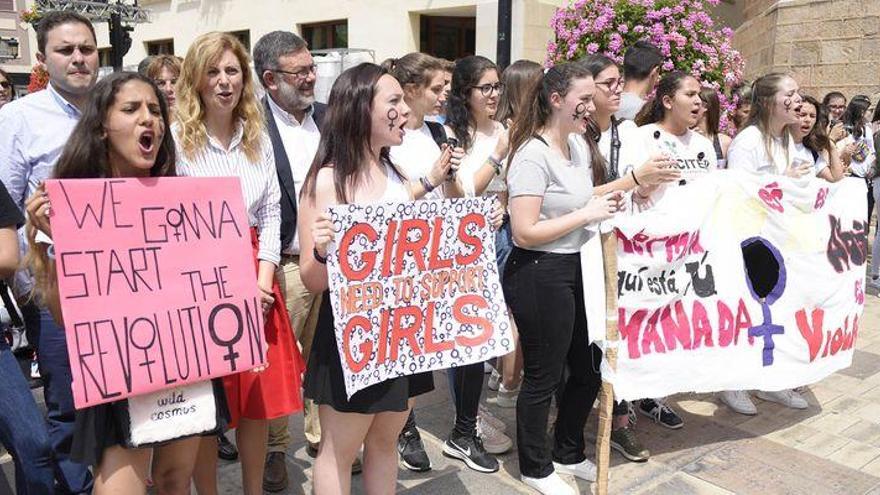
[495,219,513,284]
[0,341,54,494]
[24,306,93,493]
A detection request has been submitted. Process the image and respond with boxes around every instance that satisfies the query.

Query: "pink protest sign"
[46,177,266,409]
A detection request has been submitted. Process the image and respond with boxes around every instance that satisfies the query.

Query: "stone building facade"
[732,0,880,102]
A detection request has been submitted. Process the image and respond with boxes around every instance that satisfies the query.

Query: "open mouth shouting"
[138,130,156,157]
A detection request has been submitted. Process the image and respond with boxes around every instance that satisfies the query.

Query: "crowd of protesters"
[0,10,877,495]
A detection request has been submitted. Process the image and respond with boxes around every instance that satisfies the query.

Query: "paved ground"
[207,286,880,495]
[4,292,880,494]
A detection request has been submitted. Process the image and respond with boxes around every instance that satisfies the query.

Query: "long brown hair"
[745,73,795,165]
[579,54,619,185]
[495,60,542,124]
[699,87,721,137]
[28,72,176,311]
[801,95,833,156]
[508,62,593,167]
[302,63,403,204]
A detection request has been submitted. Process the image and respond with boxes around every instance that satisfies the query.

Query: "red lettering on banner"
[453,295,493,347]
[796,308,859,362]
[339,223,379,281]
[394,219,431,273]
[342,316,373,373]
[617,229,704,262]
[735,299,754,345]
[641,310,666,356]
[620,308,649,359]
[428,217,454,270]
[424,302,454,354]
[389,306,424,361]
[758,181,784,212]
[620,298,756,360]
[691,300,714,349]
[660,300,692,351]
[455,213,485,265]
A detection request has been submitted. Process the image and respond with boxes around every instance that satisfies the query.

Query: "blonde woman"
[174,32,304,495]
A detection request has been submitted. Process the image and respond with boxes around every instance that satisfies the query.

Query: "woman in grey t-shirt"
[503,62,623,495]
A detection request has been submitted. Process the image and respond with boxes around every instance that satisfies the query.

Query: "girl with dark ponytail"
[504,62,623,495]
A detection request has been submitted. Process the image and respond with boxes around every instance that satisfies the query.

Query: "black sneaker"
[398,425,431,472]
[610,427,650,462]
[638,398,684,429]
[442,433,499,473]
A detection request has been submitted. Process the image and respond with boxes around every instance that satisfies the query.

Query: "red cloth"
[224,229,305,427]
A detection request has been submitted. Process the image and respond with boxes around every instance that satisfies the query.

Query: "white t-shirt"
[836,124,876,178]
[638,123,718,181]
[447,122,506,197]
[792,142,829,176]
[389,122,443,200]
[598,119,644,177]
[727,125,798,175]
[616,92,646,121]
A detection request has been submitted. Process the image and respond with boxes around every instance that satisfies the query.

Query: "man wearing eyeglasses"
[253,30,356,492]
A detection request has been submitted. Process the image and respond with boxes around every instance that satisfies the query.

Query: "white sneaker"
[496,383,519,408]
[720,390,757,415]
[553,458,597,482]
[756,389,809,409]
[477,415,513,454]
[488,368,501,391]
[521,472,576,495]
[478,405,507,432]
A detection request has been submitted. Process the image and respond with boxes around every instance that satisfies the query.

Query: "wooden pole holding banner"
[595,230,619,495]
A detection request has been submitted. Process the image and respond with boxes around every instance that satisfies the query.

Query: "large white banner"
[595,172,865,400]
[327,197,514,399]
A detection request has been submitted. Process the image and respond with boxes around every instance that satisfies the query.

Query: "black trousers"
[503,247,602,478]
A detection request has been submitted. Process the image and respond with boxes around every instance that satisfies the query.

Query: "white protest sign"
[326,197,514,399]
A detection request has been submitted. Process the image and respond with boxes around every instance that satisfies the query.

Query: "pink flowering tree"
[547,0,745,132]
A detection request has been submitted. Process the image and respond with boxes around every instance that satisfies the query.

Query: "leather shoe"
[263,451,288,492]
[217,433,238,461]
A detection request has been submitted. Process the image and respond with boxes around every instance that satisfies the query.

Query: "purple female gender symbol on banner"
[741,237,787,366]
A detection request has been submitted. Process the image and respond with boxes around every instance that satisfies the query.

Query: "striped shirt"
[174,121,282,265]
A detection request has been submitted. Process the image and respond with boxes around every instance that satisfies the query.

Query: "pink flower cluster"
[548,0,745,133]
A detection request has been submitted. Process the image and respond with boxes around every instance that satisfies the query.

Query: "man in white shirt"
[616,41,663,121]
[253,31,336,492]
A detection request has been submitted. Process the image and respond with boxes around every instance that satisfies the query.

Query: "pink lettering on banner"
[619,298,754,360]
[815,187,829,209]
[758,181,784,212]
[616,229,704,263]
[47,178,265,409]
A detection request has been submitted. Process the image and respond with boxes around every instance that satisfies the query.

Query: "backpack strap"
[425,121,448,149]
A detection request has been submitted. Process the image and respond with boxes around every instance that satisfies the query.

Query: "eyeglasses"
[273,64,317,80]
[470,82,504,96]
[596,77,624,92]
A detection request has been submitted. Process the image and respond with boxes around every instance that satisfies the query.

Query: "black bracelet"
[419,176,436,192]
[313,246,327,265]
[631,170,641,186]
[487,155,503,175]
